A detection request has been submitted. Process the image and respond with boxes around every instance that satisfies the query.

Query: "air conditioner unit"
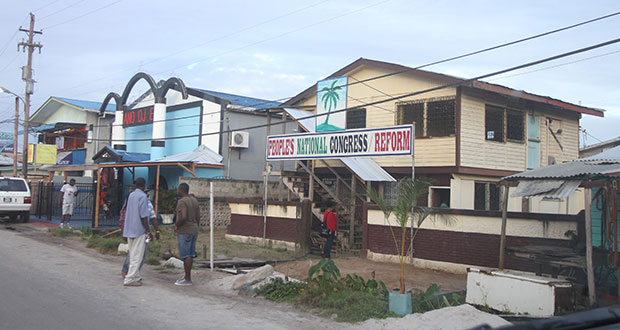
[230,131,249,148]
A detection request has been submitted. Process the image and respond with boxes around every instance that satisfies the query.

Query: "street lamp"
[0,87,24,177]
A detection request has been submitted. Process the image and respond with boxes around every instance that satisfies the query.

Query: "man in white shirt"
[59,179,78,228]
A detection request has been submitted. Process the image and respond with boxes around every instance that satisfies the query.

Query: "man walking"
[122,178,152,287]
[59,179,78,228]
[174,183,200,286]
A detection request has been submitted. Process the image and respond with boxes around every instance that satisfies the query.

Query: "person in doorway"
[122,178,152,286]
[322,202,338,259]
[121,194,159,278]
[59,179,78,228]
[174,183,200,286]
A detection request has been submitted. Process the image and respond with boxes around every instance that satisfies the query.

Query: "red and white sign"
[123,106,154,127]
[267,125,414,160]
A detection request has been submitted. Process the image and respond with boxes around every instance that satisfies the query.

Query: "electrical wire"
[34,36,620,143]
[42,0,122,30]
[38,0,89,20]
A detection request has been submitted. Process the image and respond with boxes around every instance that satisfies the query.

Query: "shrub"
[411,283,463,313]
[314,288,394,323]
[255,277,306,302]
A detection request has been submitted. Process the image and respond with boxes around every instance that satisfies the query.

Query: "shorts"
[177,233,198,259]
[62,203,74,216]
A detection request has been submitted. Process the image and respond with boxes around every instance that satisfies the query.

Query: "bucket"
[389,290,412,315]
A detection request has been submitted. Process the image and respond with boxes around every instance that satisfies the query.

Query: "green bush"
[255,277,306,302]
[411,283,462,313]
[80,226,93,236]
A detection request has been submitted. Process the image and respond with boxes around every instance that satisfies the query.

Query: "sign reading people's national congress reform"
[266,125,413,160]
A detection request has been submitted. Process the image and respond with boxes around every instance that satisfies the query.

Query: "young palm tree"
[366,178,455,294]
[320,80,341,125]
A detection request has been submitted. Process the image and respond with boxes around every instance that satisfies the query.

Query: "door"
[527,114,540,169]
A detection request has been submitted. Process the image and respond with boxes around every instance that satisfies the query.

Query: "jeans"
[122,242,148,274]
[323,231,335,258]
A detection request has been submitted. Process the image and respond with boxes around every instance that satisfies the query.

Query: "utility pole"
[18,12,42,179]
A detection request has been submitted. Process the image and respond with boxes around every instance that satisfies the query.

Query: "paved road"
[0,225,342,330]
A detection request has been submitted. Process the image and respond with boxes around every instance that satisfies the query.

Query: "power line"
[33,0,63,14]
[42,0,122,30]
[39,36,620,143]
[38,0,89,20]
[488,49,620,81]
[54,0,391,97]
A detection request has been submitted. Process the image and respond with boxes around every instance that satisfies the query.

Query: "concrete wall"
[181,177,290,200]
[221,111,297,181]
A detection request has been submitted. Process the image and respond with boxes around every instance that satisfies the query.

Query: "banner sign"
[316,76,347,132]
[267,125,413,160]
[123,105,154,127]
[27,144,57,165]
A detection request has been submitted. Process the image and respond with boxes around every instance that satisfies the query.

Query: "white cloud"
[254,53,277,63]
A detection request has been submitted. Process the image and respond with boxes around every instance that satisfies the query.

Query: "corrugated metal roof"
[195,89,281,110]
[505,161,620,180]
[578,145,620,163]
[342,158,396,182]
[283,107,315,132]
[147,145,223,165]
[511,180,581,198]
[56,97,116,112]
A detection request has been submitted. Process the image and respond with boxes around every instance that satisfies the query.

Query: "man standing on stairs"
[322,202,338,258]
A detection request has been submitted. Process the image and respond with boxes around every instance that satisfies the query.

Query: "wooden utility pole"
[18,13,43,179]
[13,97,19,176]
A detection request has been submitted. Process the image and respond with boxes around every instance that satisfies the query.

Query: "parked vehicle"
[0,177,31,222]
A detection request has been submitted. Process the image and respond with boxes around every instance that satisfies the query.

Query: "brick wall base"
[227,213,296,242]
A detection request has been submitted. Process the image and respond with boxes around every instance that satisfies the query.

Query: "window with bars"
[485,105,504,142]
[485,105,525,142]
[474,181,500,211]
[397,97,454,137]
[397,102,424,137]
[346,108,366,129]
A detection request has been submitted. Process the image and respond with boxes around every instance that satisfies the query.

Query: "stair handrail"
[298,161,345,206]
[320,159,367,203]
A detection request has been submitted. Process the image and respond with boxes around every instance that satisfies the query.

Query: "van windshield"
[0,179,28,192]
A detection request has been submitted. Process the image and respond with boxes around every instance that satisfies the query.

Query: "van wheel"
[20,212,29,223]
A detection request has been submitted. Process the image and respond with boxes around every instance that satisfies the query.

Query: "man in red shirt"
[323,203,337,258]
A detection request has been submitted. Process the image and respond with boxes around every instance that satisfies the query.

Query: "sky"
[0,0,618,148]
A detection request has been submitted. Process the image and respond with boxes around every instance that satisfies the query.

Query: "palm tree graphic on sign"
[317,80,343,131]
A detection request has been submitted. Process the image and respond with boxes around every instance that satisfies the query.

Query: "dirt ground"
[275,257,467,293]
[26,219,466,294]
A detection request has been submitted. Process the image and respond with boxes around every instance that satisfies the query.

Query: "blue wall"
[125,105,201,158]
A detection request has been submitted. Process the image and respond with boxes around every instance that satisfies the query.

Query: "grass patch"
[86,235,124,254]
[49,227,79,237]
[145,254,161,266]
[310,289,394,322]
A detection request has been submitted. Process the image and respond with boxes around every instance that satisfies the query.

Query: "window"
[506,110,524,141]
[397,97,455,137]
[397,102,424,137]
[474,181,500,211]
[346,108,366,129]
[485,105,525,142]
[485,105,504,142]
[427,99,455,137]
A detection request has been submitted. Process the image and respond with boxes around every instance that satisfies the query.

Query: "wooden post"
[279,112,286,201]
[94,167,101,228]
[499,183,510,269]
[263,111,271,246]
[350,175,356,249]
[584,186,597,306]
[297,199,312,256]
[154,165,160,215]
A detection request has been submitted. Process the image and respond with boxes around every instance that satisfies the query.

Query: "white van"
[0,177,31,222]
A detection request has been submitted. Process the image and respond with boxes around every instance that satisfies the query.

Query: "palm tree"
[366,178,455,294]
[320,80,342,125]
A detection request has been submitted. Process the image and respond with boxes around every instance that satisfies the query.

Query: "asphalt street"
[0,225,342,330]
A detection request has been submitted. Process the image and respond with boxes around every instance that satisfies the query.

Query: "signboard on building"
[267,125,413,160]
[27,144,57,164]
[316,76,347,132]
[123,105,154,127]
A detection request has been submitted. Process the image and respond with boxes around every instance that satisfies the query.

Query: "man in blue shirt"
[122,177,152,286]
